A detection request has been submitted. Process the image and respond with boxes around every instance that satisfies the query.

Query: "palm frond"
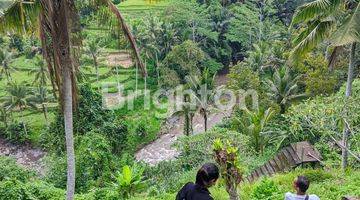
[105,0,146,77]
[331,2,360,46]
[0,0,41,34]
[290,19,335,62]
[292,22,319,45]
[291,0,341,26]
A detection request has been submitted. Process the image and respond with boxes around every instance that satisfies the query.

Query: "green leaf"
[331,2,360,46]
[291,0,340,26]
[290,19,335,61]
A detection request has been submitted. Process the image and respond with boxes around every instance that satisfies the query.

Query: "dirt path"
[135,74,231,165]
[0,137,46,176]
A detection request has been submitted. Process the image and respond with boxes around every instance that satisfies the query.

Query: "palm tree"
[84,39,102,85]
[28,57,49,87]
[2,83,35,136]
[136,16,162,85]
[291,0,360,169]
[28,87,51,125]
[0,49,16,82]
[186,68,216,132]
[158,23,179,59]
[264,66,306,114]
[2,83,33,116]
[1,1,145,199]
[234,108,275,154]
[0,106,10,128]
[173,94,197,136]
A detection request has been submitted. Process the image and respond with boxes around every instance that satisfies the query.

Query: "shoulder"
[181,182,195,191]
[285,192,294,197]
[176,182,195,200]
[285,192,294,199]
[309,194,320,200]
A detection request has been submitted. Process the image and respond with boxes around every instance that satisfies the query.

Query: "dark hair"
[295,176,310,193]
[196,163,219,187]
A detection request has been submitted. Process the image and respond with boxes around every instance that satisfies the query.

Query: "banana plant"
[113,165,146,199]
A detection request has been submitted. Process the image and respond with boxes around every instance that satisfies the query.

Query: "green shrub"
[42,84,128,154]
[251,178,279,200]
[0,179,33,200]
[100,119,128,154]
[76,132,116,192]
[286,80,360,166]
[241,169,360,200]
[8,34,23,52]
[47,132,117,193]
[175,127,250,169]
[93,188,118,200]
[44,156,67,189]
[161,40,206,85]
[0,156,34,182]
[24,181,64,200]
[3,122,32,144]
[300,169,333,182]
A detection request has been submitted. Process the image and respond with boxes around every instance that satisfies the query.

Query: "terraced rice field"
[118,0,174,18]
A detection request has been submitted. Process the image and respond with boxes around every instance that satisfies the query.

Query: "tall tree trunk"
[155,53,160,86]
[280,103,286,114]
[115,65,120,89]
[327,46,344,72]
[42,103,49,125]
[184,111,190,136]
[226,184,240,200]
[203,110,208,132]
[2,109,8,128]
[342,42,356,170]
[190,113,194,135]
[20,107,28,136]
[41,0,76,198]
[93,55,99,85]
[63,56,75,200]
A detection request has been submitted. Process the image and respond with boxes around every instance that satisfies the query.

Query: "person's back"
[176,182,213,200]
[285,192,320,200]
[285,176,320,200]
[176,163,219,200]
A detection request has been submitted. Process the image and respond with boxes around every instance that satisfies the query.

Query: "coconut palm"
[234,108,275,154]
[173,94,197,136]
[158,23,179,59]
[28,57,49,87]
[264,66,306,114]
[1,1,145,199]
[0,49,16,82]
[28,87,51,125]
[291,0,360,169]
[84,39,102,85]
[2,83,35,136]
[132,16,163,85]
[186,68,216,132]
[0,106,10,128]
[2,83,33,114]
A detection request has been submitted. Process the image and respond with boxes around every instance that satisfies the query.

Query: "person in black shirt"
[176,163,220,200]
